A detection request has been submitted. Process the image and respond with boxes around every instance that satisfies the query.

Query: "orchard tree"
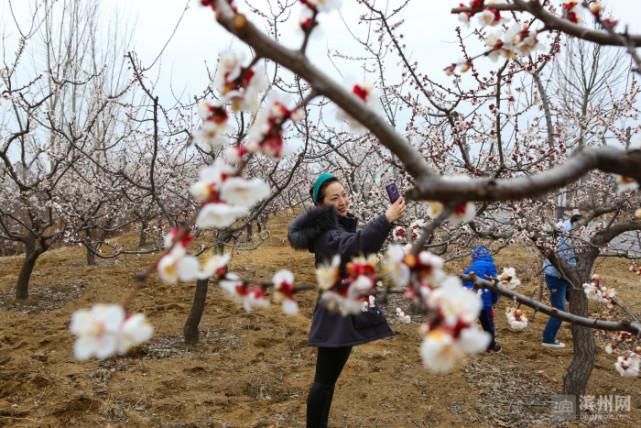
[0,0,138,298]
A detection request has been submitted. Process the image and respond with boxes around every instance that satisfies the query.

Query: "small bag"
[352,306,386,329]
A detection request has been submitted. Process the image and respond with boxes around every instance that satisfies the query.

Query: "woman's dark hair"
[309,177,339,205]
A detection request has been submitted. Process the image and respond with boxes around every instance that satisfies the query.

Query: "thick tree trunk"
[562,271,596,418]
[183,278,210,347]
[16,245,41,300]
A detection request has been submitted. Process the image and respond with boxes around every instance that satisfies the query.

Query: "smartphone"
[385,183,400,203]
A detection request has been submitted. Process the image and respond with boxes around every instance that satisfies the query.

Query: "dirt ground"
[1,215,640,427]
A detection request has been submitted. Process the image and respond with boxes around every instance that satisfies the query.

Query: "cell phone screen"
[385,183,400,203]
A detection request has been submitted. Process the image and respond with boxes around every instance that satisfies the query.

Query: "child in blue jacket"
[463,246,501,352]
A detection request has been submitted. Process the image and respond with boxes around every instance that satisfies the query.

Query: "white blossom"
[118,314,154,355]
[395,307,411,324]
[194,120,229,150]
[497,267,521,289]
[282,299,299,316]
[70,305,153,361]
[319,290,363,316]
[219,273,244,300]
[200,253,231,279]
[614,353,641,377]
[505,307,529,331]
[213,50,244,92]
[157,251,200,285]
[383,245,411,288]
[457,327,491,354]
[195,203,249,229]
[242,288,271,313]
[273,269,294,290]
[420,329,464,374]
[220,177,271,208]
[316,255,340,290]
[427,277,482,327]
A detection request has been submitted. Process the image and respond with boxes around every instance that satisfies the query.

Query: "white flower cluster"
[219,274,271,313]
[70,304,153,361]
[213,50,267,113]
[614,350,641,378]
[395,307,411,324]
[561,1,588,25]
[496,267,521,289]
[194,100,229,150]
[242,96,304,159]
[189,158,271,229]
[582,274,616,308]
[157,228,231,284]
[273,270,298,316]
[419,281,490,374]
[391,219,426,243]
[454,0,540,69]
[316,255,340,291]
[381,245,489,373]
[318,255,379,316]
[505,307,528,332]
[484,23,539,61]
[216,270,300,316]
[604,333,640,377]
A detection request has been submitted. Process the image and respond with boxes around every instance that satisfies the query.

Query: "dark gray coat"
[288,206,394,347]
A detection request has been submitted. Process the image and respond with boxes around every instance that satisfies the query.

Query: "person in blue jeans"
[463,246,501,352]
[541,215,580,349]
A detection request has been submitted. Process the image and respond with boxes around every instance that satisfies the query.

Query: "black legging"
[306,346,352,428]
[478,308,496,350]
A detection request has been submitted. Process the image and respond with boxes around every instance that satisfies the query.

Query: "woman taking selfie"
[288,172,406,428]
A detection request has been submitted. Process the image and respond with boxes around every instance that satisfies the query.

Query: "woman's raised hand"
[385,197,406,223]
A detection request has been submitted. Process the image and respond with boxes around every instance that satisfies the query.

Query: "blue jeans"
[543,275,568,343]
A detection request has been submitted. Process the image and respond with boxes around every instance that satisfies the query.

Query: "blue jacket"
[463,246,498,310]
[288,205,393,347]
[543,219,577,278]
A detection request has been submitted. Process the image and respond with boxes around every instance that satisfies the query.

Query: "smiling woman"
[288,172,406,427]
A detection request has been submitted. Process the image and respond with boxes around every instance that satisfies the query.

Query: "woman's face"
[321,181,349,217]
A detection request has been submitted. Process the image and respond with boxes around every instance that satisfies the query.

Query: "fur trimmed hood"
[288,206,338,251]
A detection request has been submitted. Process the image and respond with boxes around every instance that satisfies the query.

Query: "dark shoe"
[487,344,502,353]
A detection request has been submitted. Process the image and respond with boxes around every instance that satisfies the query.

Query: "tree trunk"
[246,222,253,242]
[183,278,209,347]
[86,244,96,266]
[16,245,41,300]
[562,276,596,418]
[138,220,148,248]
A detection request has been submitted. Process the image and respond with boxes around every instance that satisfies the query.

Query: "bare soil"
[0,216,640,427]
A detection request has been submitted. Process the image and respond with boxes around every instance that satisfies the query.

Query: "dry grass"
[0,215,639,427]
